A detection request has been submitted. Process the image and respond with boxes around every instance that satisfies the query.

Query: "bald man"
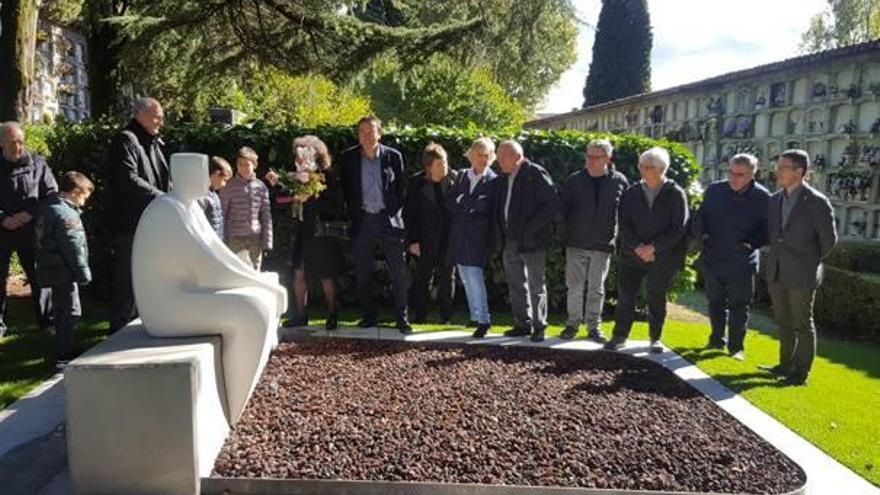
[1,122,58,337]
[104,97,171,333]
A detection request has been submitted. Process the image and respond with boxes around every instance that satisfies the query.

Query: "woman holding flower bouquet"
[265,135,345,330]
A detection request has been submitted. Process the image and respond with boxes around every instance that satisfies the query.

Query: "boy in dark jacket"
[35,172,94,367]
[198,156,232,239]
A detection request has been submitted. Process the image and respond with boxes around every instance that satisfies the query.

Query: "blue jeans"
[457,265,490,324]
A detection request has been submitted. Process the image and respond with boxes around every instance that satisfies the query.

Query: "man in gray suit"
[761,149,837,386]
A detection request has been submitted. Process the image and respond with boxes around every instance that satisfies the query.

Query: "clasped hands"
[634,243,655,263]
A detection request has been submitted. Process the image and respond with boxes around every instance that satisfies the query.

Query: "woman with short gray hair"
[605,146,688,353]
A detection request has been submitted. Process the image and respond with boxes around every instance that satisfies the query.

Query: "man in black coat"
[494,140,560,342]
[339,116,411,333]
[605,147,688,354]
[403,143,457,323]
[104,97,170,333]
[0,122,57,337]
[691,153,769,360]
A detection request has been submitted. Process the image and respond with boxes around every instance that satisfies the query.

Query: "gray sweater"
[219,175,272,249]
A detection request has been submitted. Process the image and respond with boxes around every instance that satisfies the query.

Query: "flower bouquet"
[278,146,327,221]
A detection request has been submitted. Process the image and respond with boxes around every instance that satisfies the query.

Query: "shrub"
[34,122,701,311]
[823,240,880,274]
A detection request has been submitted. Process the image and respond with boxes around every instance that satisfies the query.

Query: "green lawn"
[1,291,877,486]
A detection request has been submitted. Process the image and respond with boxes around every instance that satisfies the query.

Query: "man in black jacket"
[339,116,411,333]
[104,97,170,333]
[404,143,457,323]
[605,147,688,353]
[495,140,560,342]
[0,122,57,337]
[560,139,628,343]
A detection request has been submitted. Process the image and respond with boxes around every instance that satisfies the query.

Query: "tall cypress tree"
[582,0,652,108]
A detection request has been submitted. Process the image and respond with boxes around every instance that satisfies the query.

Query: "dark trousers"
[51,282,81,359]
[410,245,455,321]
[612,262,677,342]
[109,234,137,333]
[1,233,52,335]
[705,269,755,353]
[354,213,409,322]
[768,281,817,380]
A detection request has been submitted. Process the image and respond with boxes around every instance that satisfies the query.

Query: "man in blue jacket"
[0,121,57,337]
[691,153,769,360]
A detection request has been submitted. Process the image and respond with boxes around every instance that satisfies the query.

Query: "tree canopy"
[801,0,880,52]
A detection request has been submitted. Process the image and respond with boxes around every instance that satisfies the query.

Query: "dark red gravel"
[212,339,805,493]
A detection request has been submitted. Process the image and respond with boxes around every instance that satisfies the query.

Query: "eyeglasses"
[775,164,798,171]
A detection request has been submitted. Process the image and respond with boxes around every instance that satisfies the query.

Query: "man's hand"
[264,170,279,187]
[408,243,420,257]
[293,194,310,203]
[1,217,21,230]
[13,211,33,225]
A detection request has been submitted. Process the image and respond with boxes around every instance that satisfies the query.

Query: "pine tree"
[582,0,652,108]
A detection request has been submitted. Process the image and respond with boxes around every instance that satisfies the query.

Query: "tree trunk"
[0,0,40,122]
[86,0,127,119]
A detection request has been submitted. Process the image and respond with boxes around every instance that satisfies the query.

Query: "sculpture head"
[170,153,210,203]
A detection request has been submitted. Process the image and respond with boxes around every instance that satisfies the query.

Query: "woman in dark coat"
[267,135,346,330]
[446,137,499,338]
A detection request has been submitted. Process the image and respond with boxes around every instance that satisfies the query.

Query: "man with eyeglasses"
[760,149,837,386]
[560,139,629,342]
[691,153,769,360]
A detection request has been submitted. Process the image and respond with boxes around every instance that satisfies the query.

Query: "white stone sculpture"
[132,152,287,422]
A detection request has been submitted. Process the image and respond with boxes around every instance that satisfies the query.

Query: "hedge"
[25,122,701,312]
[823,240,880,274]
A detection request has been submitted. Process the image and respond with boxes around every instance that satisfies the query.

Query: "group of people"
[0,97,837,385]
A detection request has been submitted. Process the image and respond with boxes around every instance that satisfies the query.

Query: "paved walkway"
[2,327,878,494]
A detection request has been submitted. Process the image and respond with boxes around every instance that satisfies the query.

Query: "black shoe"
[586,329,607,344]
[781,374,807,386]
[759,364,787,376]
[284,315,309,328]
[530,328,545,342]
[707,339,726,350]
[504,326,531,337]
[397,319,413,335]
[325,314,338,331]
[472,323,490,339]
[559,326,577,340]
[649,340,663,354]
[358,317,377,328]
[603,338,625,351]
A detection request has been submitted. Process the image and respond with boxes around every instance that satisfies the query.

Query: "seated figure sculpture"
[132,153,287,423]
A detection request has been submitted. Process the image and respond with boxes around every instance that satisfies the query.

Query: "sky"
[538,0,829,114]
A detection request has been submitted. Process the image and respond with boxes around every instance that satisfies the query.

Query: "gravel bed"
[212,339,805,493]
